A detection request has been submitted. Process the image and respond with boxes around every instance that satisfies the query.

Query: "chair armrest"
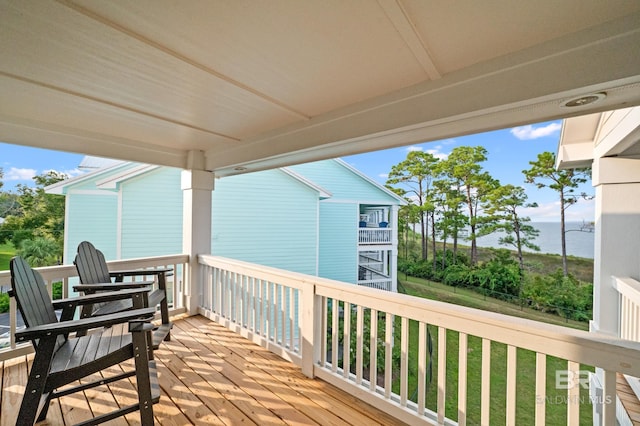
[109,267,172,278]
[15,307,156,342]
[73,281,154,292]
[52,287,152,310]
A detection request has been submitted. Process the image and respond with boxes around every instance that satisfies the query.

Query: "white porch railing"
[357,278,393,291]
[358,265,393,291]
[359,228,392,244]
[0,254,189,360]
[199,255,640,425]
[614,276,640,342]
[614,275,640,419]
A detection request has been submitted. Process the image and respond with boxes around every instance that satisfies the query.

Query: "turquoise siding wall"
[120,168,183,258]
[318,202,357,283]
[61,159,398,282]
[211,169,319,275]
[290,160,399,202]
[64,192,118,262]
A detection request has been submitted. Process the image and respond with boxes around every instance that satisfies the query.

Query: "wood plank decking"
[618,374,640,425]
[1,315,403,426]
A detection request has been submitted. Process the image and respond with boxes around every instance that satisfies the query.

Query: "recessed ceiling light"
[234,166,247,171]
[561,92,607,108]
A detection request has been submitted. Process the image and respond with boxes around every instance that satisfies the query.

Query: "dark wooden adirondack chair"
[74,241,172,345]
[9,256,160,426]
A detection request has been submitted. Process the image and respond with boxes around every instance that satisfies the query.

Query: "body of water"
[472,222,594,259]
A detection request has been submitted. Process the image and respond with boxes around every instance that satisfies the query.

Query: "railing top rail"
[0,254,189,286]
[614,276,640,305]
[201,255,640,376]
[198,255,311,290]
[105,254,189,269]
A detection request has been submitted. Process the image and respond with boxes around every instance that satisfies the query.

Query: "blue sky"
[343,121,594,223]
[0,121,594,222]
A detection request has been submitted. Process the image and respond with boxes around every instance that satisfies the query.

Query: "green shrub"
[521,270,593,320]
[437,249,470,268]
[0,292,9,313]
[52,281,62,300]
[443,264,473,287]
[400,260,434,280]
[400,248,592,322]
[474,249,521,298]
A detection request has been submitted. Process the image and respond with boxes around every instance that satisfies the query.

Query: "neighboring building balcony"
[358,226,392,245]
[358,266,393,292]
[359,252,393,291]
[2,255,640,425]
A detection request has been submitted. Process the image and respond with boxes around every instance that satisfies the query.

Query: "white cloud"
[520,198,595,222]
[3,167,86,187]
[510,122,562,140]
[5,167,37,181]
[406,145,449,160]
[521,201,559,221]
[565,199,595,222]
[43,168,86,179]
[426,148,448,160]
[379,173,388,179]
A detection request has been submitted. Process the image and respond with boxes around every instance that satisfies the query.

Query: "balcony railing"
[359,227,392,244]
[614,276,640,342]
[614,276,640,417]
[358,265,393,291]
[199,255,640,425]
[357,278,393,291]
[0,254,189,360]
[4,255,640,424]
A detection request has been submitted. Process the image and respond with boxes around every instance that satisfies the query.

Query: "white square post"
[182,164,214,315]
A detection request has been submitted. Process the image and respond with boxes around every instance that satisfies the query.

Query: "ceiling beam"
[377,0,441,80]
[207,12,640,175]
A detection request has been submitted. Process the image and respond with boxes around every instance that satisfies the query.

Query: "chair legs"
[130,320,156,425]
[19,323,158,426]
[17,340,57,426]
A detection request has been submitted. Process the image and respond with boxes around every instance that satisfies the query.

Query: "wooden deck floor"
[618,374,640,425]
[1,315,403,426]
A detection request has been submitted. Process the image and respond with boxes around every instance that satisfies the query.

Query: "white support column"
[592,157,640,424]
[182,165,214,315]
[592,157,640,335]
[391,205,399,292]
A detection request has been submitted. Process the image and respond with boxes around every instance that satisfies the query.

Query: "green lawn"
[401,276,588,330]
[0,243,14,271]
[394,277,593,425]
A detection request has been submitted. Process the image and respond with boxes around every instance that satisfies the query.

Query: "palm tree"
[18,237,60,267]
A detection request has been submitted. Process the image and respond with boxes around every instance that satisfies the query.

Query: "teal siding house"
[49,158,405,291]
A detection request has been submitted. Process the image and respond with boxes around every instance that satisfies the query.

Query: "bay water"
[472,221,594,259]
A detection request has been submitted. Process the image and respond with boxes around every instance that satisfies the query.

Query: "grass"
[0,243,14,271]
[516,251,593,284]
[401,276,588,330]
[396,275,593,424]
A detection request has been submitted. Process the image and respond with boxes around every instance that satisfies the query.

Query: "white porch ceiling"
[1,0,640,176]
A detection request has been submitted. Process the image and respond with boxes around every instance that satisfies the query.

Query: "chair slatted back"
[75,241,111,284]
[10,256,65,350]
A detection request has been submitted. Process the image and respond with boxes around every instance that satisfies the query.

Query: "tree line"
[386,146,590,277]
[0,168,67,266]
[386,147,593,320]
